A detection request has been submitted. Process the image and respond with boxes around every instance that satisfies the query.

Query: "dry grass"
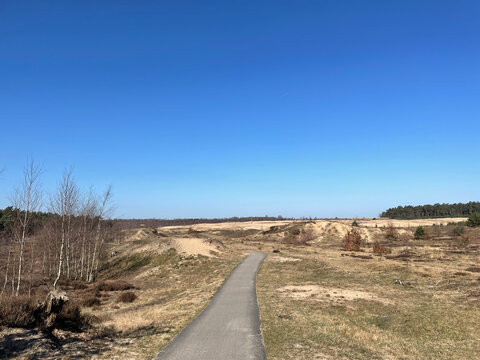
[257,227,480,360]
[373,241,390,255]
[80,248,242,359]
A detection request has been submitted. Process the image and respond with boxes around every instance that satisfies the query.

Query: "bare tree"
[88,185,112,283]
[12,160,42,296]
[2,248,12,294]
[51,169,79,290]
[0,167,8,294]
[79,189,97,280]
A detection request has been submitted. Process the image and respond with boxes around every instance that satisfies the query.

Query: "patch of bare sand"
[162,220,294,232]
[277,285,392,304]
[171,238,220,257]
[270,256,301,263]
[123,231,222,258]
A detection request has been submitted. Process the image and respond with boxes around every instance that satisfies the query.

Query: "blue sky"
[1,1,479,218]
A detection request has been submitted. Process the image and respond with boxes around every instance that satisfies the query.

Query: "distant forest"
[381,202,480,219]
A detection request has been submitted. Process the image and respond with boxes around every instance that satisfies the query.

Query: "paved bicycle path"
[155,252,267,360]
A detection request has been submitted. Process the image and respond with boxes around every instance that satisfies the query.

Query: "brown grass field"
[1,218,479,359]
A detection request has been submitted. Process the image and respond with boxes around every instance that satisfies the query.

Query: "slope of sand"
[121,228,221,257]
[171,238,220,257]
[162,221,294,232]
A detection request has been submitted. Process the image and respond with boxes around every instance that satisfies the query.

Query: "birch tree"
[79,189,97,280]
[88,185,112,283]
[51,169,79,290]
[12,160,42,296]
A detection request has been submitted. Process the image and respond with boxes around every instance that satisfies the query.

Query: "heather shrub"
[81,296,101,307]
[117,291,137,303]
[0,295,37,328]
[96,280,135,291]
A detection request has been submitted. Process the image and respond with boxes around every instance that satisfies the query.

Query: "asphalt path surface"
[155,252,267,360]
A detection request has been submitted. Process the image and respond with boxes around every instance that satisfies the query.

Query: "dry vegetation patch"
[277,285,392,305]
[270,256,301,263]
[258,222,480,360]
[116,291,137,303]
[0,295,38,328]
[96,280,136,291]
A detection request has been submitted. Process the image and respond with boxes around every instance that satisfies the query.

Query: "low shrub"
[81,296,101,307]
[414,226,426,240]
[0,295,37,328]
[351,220,359,227]
[453,224,465,236]
[385,224,399,241]
[96,280,136,291]
[343,229,362,251]
[116,291,137,303]
[71,282,89,290]
[373,242,390,255]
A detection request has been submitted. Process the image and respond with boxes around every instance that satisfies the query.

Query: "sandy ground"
[170,238,220,257]
[277,285,393,304]
[163,220,294,232]
[121,228,222,257]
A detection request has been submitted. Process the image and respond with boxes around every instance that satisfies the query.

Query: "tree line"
[0,160,113,297]
[380,202,480,219]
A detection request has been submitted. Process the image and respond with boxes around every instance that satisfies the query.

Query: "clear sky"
[1,1,479,219]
